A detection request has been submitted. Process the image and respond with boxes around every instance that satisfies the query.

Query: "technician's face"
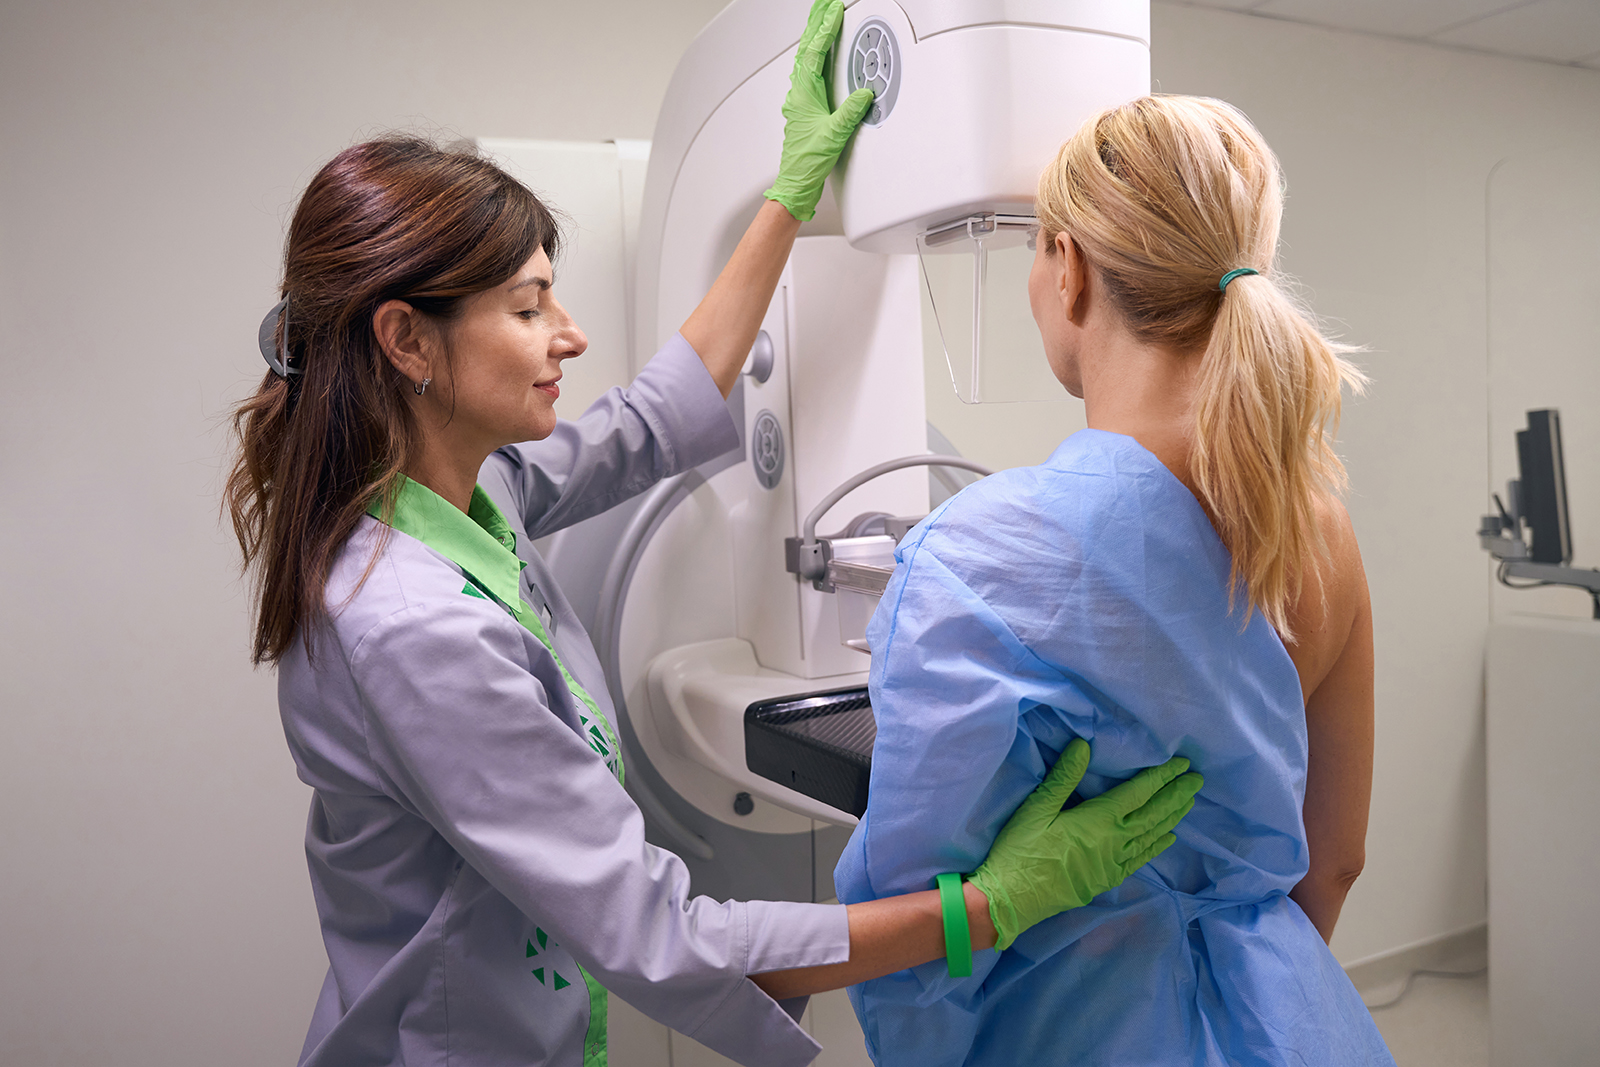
[445,248,586,446]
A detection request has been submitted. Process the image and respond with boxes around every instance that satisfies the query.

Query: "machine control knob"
[848,18,901,126]
[743,329,774,383]
[732,792,754,816]
[751,410,785,490]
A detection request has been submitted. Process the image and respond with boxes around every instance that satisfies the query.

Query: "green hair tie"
[1218,267,1259,292]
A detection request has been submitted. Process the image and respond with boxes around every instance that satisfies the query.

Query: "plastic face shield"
[917,213,1065,404]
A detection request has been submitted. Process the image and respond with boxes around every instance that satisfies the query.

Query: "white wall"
[933,3,1600,965]
[5,1,1600,1062]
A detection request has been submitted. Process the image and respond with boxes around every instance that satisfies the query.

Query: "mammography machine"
[538,0,1151,903]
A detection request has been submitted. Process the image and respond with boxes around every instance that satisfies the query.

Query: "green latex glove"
[764,0,876,221]
[968,739,1204,950]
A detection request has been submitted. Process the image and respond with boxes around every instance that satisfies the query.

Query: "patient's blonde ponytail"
[1036,96,1365,639]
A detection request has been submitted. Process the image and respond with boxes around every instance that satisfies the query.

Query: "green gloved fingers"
[1097,749,1192,814]
[1017,729,1092,812]
[764,0,877,221]
[1127,797,1196,858]
[1102,761,1204,845]
[1126,832,1180,874]
[794,0,842,82]
[1070,758,1203,875]
[967,741,1204,950]
[832,88,876,140]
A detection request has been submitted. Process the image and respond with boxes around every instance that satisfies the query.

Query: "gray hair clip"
[257,296,302,377]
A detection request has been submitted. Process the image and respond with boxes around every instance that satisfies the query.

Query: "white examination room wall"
[5,2,1600,1064]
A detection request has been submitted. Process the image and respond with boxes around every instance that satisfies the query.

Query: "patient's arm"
[1286,502,1374,943]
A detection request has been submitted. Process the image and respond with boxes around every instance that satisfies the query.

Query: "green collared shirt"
[368,476,625,785]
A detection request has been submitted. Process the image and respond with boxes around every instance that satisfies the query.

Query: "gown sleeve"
[485,333,740,540]
[833,525,1094,1062]
[346,594,850,1067]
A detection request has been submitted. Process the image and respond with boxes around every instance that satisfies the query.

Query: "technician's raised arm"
[681,0,870,395]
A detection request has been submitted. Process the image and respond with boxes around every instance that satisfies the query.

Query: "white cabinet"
[1486,619,1600,1066]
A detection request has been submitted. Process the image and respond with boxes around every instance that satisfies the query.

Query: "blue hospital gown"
[835,429,1393,1067]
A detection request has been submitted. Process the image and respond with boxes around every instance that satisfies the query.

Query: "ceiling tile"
[1252,0,1531,39]
[1433,0,1600,63]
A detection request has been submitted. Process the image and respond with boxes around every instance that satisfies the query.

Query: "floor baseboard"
[1342,923,1488,996]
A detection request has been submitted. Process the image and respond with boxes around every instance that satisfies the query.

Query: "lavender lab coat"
[278,336,850,1067]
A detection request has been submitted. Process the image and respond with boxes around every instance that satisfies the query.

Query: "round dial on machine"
[847,18,900,126]
[751,410,785,489]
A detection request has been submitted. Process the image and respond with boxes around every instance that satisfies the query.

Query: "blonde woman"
[836,96,1390,1065]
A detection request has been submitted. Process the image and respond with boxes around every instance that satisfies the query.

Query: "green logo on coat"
[526,927,574,990]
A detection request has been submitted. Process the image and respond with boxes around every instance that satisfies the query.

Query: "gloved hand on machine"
[764,0,875,222]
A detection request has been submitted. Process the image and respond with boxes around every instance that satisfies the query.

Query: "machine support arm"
[789,454,994,582]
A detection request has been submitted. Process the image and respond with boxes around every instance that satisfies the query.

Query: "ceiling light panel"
[1251,0,1543,39]
[1434,0,1600,63]
[1172,0,1273,12]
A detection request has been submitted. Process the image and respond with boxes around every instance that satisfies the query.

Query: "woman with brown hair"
[226,5,1202,1066]
[837,95,1392,1066]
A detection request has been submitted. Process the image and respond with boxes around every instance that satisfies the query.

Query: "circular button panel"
[751,410,785,490]
[847,18,900,127]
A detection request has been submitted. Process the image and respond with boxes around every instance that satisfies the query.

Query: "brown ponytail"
[225,137,560,665]
[1035,96,1366,639]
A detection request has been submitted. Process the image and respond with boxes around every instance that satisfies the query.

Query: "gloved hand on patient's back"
[765,0,875,221]
[969,739,1203,950]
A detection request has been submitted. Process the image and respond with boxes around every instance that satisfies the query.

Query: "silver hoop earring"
[414,377,431,396]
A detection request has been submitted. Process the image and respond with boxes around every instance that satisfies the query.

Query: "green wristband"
[936,872,973,978]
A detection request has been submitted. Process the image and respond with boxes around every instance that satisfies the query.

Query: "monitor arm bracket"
[1479,510,1600,617]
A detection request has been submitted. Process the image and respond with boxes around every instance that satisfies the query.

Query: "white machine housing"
[829,1,1150,251]
[608,0,1150,839]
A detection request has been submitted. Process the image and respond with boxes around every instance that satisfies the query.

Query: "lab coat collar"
[369,476,526,609]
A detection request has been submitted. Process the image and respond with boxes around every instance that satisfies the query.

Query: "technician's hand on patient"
[750,742,1203,999]
[970,739,1203,949]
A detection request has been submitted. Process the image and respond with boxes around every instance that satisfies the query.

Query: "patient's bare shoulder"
[1283,496,1371,703]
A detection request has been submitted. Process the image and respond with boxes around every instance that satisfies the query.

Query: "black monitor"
[1516,409,1572,565]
